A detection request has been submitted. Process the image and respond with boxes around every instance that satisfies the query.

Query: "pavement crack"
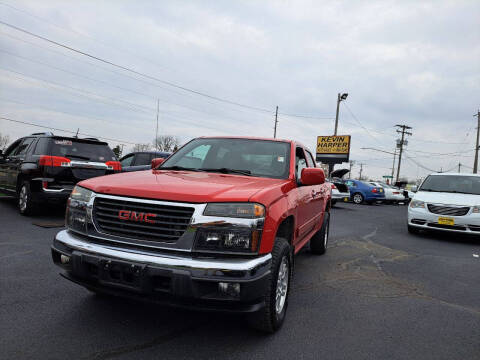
[84,321,206,360]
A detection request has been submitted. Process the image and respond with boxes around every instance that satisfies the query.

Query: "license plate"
[344,197,349,202]
[438,217,454,226]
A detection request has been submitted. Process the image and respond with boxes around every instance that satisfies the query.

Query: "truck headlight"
[66,186,95,233]
[203,203,265,218]
[410,200,425,209]
[194,228,261,253]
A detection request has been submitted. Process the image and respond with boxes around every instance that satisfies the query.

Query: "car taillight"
[106,161,121,171]
[393,192,400,195]
[39,155,71,167]
[331,184,337,189]
[372,188,378,193]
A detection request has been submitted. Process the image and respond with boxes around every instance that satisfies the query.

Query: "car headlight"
[410,200,425,209]
[203,202,265,218]
[472,206,480,213]
[66,186,95,233]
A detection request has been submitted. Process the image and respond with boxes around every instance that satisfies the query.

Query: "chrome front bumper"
[53,230,272,276]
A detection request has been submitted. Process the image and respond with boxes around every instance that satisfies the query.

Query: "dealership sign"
[316,135,351,164]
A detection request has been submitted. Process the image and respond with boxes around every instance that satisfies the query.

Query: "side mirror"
[301,168,325,185]
[151,157,165,169]
[411,185,417,193]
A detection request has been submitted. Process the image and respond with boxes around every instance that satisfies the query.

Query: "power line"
[0,20,338,122]
[0,20,277,114]
[0,67,156,114]
[0,48,271,126]
[0,115,138,145]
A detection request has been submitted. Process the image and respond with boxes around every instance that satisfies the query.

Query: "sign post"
[316,135,351,175]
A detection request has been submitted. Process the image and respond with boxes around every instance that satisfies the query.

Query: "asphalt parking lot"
[1,197,479,360]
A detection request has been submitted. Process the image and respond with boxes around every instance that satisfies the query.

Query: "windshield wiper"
[65,154,90,160]
[159,166,204,172]
[200,167,252,176]
[418,188,436,192]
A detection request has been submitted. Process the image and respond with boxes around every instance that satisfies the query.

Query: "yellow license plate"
[344,197,349,202]
[438,217,454,226]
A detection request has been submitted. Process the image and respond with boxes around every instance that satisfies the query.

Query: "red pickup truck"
[52,137,332,332]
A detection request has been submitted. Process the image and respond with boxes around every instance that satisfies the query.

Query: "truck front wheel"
[247,237,291,333]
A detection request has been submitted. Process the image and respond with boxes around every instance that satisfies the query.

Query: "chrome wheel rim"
[275,256,289,315]
[353,194,362,204]
[19,186,27,212]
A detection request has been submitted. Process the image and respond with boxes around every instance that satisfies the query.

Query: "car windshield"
[160,138,291,179]
[419,175,480,195]
[50,138,116,162]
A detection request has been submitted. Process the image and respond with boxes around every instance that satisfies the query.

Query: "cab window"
[305,149,316,168]
[296,147,308,180]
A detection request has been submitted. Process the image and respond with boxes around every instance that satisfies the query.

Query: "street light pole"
[330,92,348,175]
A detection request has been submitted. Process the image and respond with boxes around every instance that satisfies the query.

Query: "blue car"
[344,179,385,204]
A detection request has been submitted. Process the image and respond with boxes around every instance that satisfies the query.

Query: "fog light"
[60,254,70,264]
[218,282,240,298]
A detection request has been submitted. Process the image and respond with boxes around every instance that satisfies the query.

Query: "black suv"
[0,132,121,215]
[119,150,170,172]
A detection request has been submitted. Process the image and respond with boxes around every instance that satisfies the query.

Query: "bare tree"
[131,143,152,152]
[0,132,10,151]
[153,135,180,152]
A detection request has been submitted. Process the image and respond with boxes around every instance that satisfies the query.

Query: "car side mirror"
[151,157,165,169]
[411,186,417,193]
[301,168,325,185]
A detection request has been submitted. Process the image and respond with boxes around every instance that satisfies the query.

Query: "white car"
[369,181,406,204]
[408,173,480,235]
[329,169,350,205]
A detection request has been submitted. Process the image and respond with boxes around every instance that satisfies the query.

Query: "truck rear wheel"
[310,212,330,255]
[247,237,291,333]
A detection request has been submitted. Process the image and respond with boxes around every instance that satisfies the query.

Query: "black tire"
[352,193,364,204]
[310,212,330,255]
[17,181,37,216]
[408,225,420,234]
[331,200,337,207]
[247,237,291,333]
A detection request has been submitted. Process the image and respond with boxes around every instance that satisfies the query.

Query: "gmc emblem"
[118,210,157,223]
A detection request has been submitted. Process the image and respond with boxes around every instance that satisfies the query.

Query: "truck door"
[293,147,319,245]
[305,148,325,224]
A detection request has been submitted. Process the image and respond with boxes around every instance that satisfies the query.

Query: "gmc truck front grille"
[93,197,195,243]
[427,204,470,217]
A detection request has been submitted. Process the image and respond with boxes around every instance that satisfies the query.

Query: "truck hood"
[79,170,291,204]
[413,191,479,207]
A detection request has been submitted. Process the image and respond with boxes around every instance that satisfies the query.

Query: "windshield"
[50,139,116,162]
[160,138,291,179]
[419,175,480,195]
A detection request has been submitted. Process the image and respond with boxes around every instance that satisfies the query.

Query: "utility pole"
[391,147,397,180]
[473,110,480,173]
[348,160,355,179]
[273,106,279,138]
[155,99,159,150]
[358,163,365,180]
[395,124,412,184]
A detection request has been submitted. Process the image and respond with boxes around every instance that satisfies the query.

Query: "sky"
[0,0,479,181]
